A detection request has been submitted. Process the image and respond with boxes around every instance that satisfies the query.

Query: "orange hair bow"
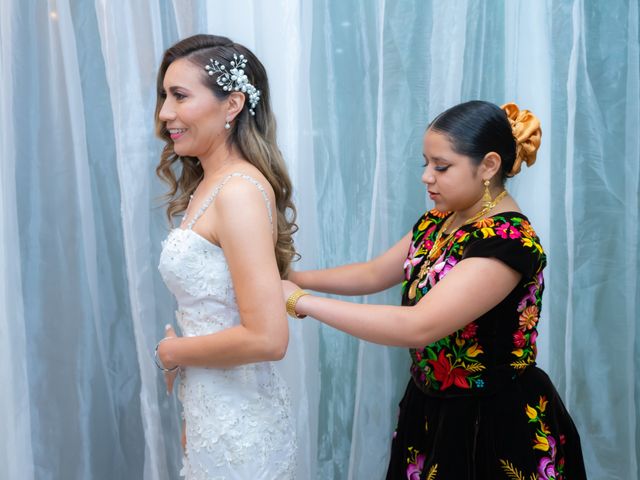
[500,103,542,176]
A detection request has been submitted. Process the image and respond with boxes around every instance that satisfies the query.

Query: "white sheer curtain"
[547,1,639,477]
[0,1,637,479]
[0,0,34,478]
[94,1,176,478]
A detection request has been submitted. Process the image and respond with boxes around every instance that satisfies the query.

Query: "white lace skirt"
[178,364,296,480]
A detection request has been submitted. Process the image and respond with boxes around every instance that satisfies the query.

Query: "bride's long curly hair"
[155,34,298,276]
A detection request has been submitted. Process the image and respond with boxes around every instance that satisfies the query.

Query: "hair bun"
[500,103,542,176]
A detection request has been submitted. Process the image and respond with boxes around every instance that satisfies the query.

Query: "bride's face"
[159,58,228,159]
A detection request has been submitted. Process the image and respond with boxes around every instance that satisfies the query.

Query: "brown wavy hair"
[155,34,298,276]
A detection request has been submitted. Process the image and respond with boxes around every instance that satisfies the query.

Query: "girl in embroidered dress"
[284,101,586,479]
[154,34,297,479]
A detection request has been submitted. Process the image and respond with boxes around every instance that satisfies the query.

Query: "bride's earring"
[224,119,231,130]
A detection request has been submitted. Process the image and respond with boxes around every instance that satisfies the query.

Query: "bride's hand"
[158,324,179,395]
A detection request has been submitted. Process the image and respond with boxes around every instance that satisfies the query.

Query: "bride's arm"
[157,178,288,369]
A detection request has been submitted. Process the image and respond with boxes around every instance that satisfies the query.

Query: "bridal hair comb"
[205,53,261,116]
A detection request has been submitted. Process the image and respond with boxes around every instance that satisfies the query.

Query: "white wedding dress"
[158,173,296,480]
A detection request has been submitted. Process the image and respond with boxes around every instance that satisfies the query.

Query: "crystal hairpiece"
[204,53,261,116]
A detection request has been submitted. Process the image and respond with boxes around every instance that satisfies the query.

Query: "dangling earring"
[224,120,231,130]
[482,179,492,209]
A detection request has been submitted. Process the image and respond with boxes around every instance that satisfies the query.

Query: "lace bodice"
[159,229,238,335]
[157,173,296,480]
[158,172,273,334]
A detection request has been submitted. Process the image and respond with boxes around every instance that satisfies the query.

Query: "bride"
[154,34,297,479]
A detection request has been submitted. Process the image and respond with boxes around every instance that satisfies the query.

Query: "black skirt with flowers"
[386,210,587,479]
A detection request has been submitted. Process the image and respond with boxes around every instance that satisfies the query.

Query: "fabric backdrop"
[0,1,637,479]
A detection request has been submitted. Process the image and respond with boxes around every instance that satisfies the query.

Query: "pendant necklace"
[407,190,508,300]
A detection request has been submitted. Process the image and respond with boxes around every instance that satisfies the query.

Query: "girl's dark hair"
[428,100,516,182]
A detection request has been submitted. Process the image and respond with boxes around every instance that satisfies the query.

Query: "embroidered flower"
[417,217,431,231]
[428,350,470,390]
[496,222,522,239]
[524,397,565,480]
[465,343,483,358]
[480,226,495,238]
[520,219,536,238]
[522,235,544,253]
[473,218,495,228]
[422,238,434,252]
[538,456,558,480]
[460,322,478,339]
[517,283,538,312]
[454,229,469,242]
[438,255,458,279]
[519,305,539,330]
[406,451,425,480]
[533,433,550,451]
[525,404,539,421]
[403,240,423,280]
[537,436,559,479]
[429,209,450,219]
[539,396,548,412]
[513,330,526,348]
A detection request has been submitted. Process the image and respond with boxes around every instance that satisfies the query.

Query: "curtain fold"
[0,1,637,478]
[94,1,181,478]
[547,1,640,478]
[0,0,34,478]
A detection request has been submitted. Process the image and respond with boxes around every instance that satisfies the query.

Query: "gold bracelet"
[286,289,310,319]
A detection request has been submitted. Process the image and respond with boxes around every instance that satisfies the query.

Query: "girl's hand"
[286,270,300,283]
[282,279,301,302]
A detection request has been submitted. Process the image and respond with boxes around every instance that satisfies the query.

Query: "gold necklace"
[407,190,509,300]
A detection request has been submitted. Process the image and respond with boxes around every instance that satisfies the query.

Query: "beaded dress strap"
[186,173,273,232]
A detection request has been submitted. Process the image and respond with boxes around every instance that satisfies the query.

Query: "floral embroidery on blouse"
[403,210,546,392]
[511,270,544,371]
[410,321,486,391]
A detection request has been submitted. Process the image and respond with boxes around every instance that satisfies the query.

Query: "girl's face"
[421,129,484,213]
[159,58,228,159]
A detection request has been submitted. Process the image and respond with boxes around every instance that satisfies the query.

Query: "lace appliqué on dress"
[158,173,296,479]
[179,368,296,479]
[159,229,236,303]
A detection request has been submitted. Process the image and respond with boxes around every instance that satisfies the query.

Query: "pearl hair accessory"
[205,53,261,116]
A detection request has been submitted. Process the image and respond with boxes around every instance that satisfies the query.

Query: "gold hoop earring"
[482,179,492,209]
